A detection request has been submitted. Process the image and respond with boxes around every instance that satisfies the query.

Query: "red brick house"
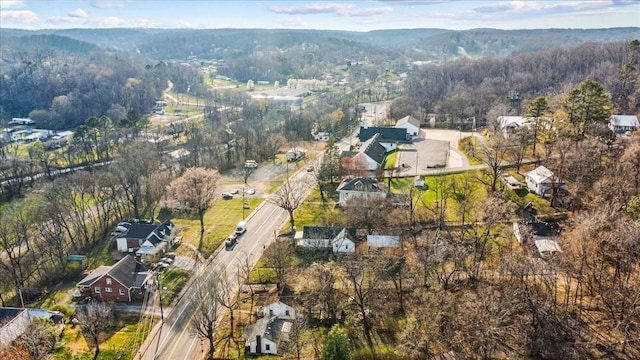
[77,255,151,302]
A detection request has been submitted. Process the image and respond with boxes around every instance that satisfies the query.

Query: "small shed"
[66,255,88,269]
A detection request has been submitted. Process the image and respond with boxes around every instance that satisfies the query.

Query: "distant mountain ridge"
[1,27,637,62]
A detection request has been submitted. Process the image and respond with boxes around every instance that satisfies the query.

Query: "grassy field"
[171,196,264,258]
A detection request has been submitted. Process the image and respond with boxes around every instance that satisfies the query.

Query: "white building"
[395,115,421,136]
[525,166,567,197]
[260,301,300,320]
[608,115,639,133]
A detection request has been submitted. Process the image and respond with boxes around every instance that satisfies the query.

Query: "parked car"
[306,165,314,172]
[161,258,174,265]
[230,189,239,195]
[164,252,176,259]
[221,193,233,200]
[243,200,250,209]
[247,188,256,195]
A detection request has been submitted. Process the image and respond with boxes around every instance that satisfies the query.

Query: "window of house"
[94,287,101,293]
[269,309,273,316]
[105,287,112,293]
[285,310,290,316]
[106,278,112,285]
[265,344,270,351]
[119,289,125,296]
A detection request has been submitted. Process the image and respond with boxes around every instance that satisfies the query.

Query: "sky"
[1,0,639,32]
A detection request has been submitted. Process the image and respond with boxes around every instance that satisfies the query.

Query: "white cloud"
[91,0,127,9]
[275,16,309,27]
[68,8,88,18]
[269,2,392,17]
[0,10,40,25]
[0,1,26,9]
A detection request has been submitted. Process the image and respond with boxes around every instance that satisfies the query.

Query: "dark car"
[221,193,233,200]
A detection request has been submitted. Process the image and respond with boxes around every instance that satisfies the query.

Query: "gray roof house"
[345,134,388,172]
[77,255,151,302]
[608,114,639,133]
[358,126,410,143]
[395,115,421,136]
[298,226,357,253]
[336,177,387,205]
[243,316,292,355]
[115,220,175,261]
[0,307,64,346]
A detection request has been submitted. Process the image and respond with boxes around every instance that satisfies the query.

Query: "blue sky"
[1,0,639,31]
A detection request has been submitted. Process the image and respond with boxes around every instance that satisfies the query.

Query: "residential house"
[343,134,388,173]
[115,220,175,262]
[358,126,410,150]
[367,235,400,248]
[534,239,562,258]
[395,115,421,137]
[243,316,291,355]
[608,114,639,133]
[336,177,387,205]
[0,307,64,346]
[524,166,567,197]
[497,116,531,137]
[298,226,356,253]
[77,255,151,302]
[313,132,330,141]
[260,301,300,320]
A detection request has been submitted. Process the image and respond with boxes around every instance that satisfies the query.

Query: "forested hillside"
[394,41,640,128]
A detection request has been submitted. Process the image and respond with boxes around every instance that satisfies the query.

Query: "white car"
[247,188,256,195]
[230,189,239,195]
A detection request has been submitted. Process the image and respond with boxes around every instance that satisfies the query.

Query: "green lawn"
[171,197,264,258]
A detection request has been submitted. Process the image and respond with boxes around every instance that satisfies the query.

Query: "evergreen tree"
[322,325,351,360]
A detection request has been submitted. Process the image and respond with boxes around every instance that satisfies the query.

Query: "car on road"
[221,193,233,200]
[247,188,255,195]
[235,221,247,235]
[306,165,314,172]
[230,189,239,195]
[161,258,174,265]
[164,252,176,259]
[225,233,238,249]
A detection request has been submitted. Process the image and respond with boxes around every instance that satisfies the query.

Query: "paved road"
[139,167,315,360]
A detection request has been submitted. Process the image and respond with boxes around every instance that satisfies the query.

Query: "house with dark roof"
[336,177,387,205]
[395,115,421,136]
[608,114,639,133]
[0,307,64,346]
[343,133,389,173]
[358,126,410,148]
[297,226,356,253]
[243,316,291,355]
[115,220,175,262]
[77,255,151,302]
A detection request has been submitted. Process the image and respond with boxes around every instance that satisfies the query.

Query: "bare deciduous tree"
[269,179,305,232]
[76,300,113,360]
[166,167,220,250]
[190,272,223,360]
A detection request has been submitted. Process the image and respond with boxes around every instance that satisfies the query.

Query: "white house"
[243,316,291,355]
[367,235,400,248]
[534,239,562,258]
[608,115,639,133]
[299,226,356,253]
[336,177,387,205]
[395,115,421,136]
[314,132,330,141]
[525,166,567,197]
[497,116,531,137]
[260,301,300,320]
